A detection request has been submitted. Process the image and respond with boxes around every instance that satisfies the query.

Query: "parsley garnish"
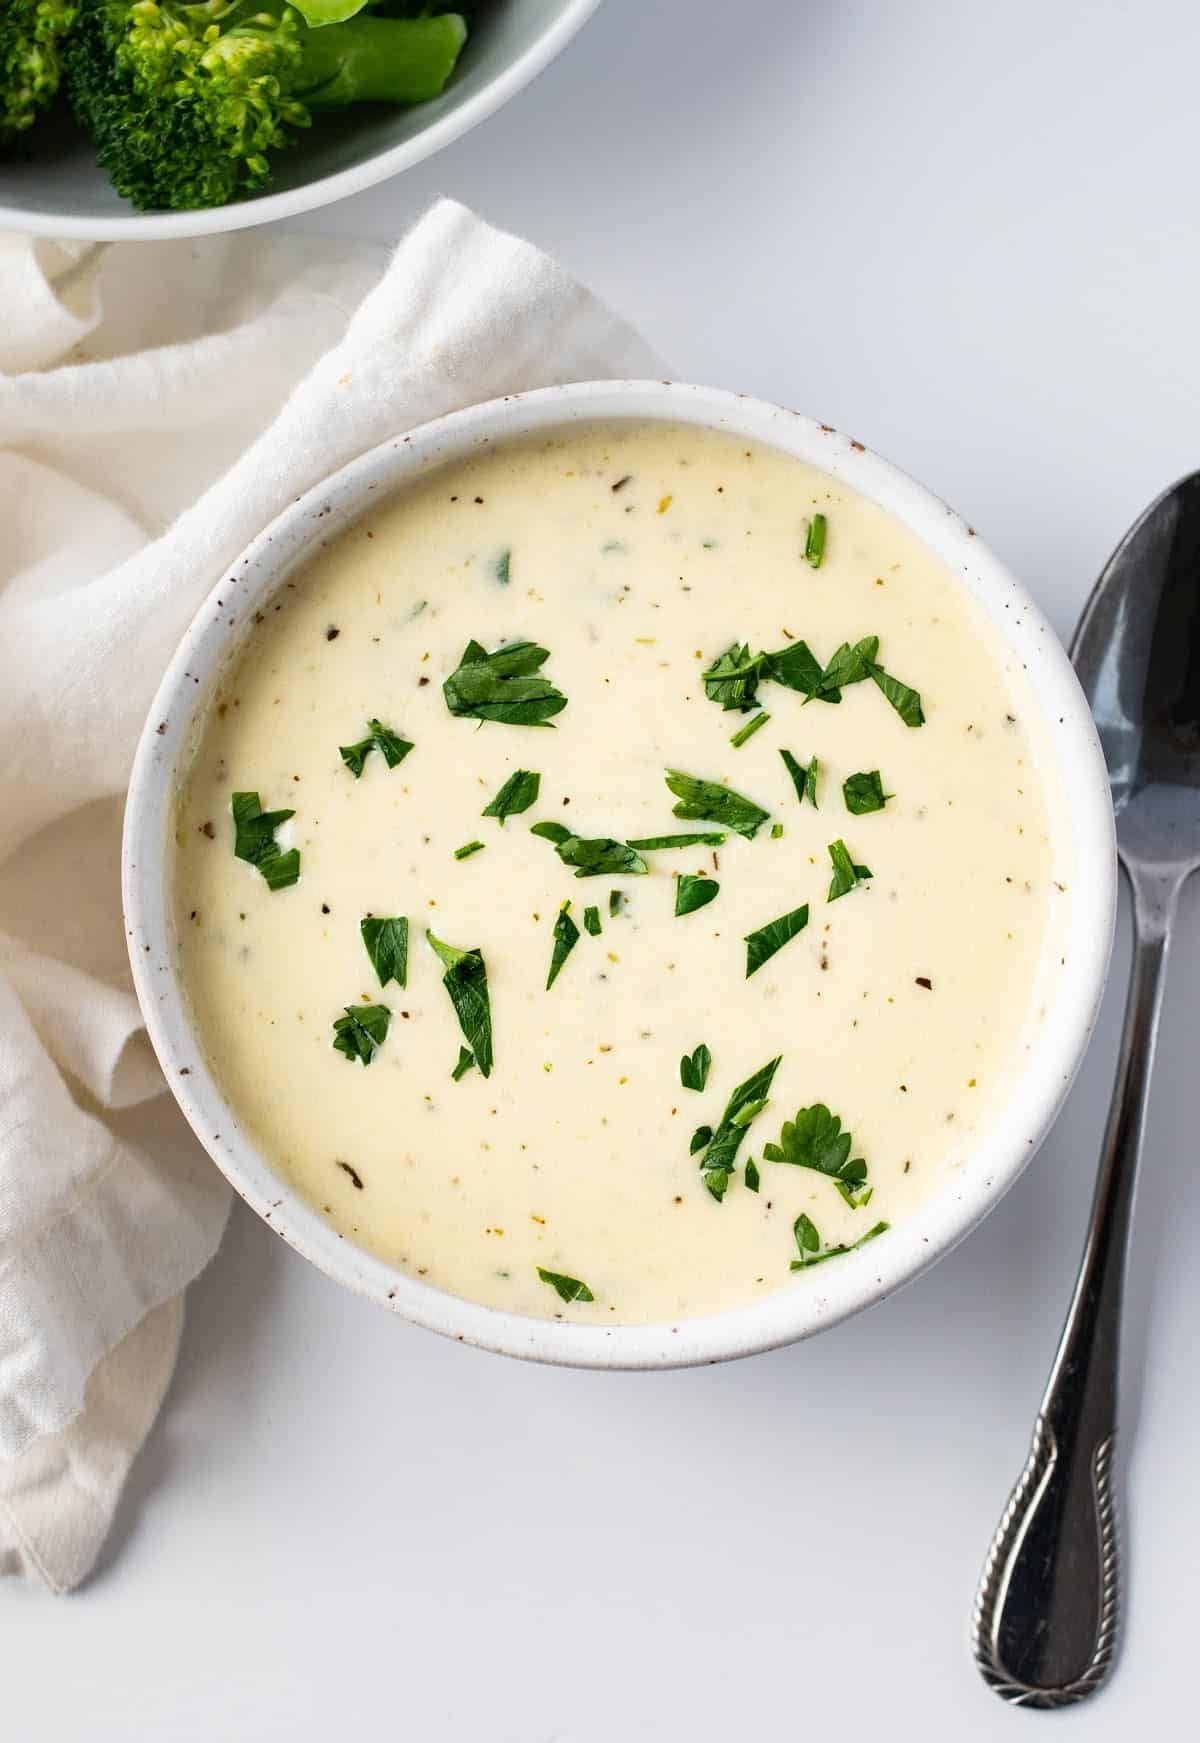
[451,1046,475,1081]
[843,770,890,814]
[546,902,581,989]
[426,930,493,1077]
[744,903,809,977]
[443,639,567,727]
[625,831,726,850]
[869,661,925,727]
[827,839,873,901]
[231,791,300,891]
[675,874,719,916]
[768,635,880,704]
[494,549,511,585]
[763,1104,873,1207]
[790,1216,890,1270]
[700,633,924,727]
[609,890,623,917]
[454,840,485,860]
[690,1124,714,1154]
[779,749,818,807]
[805,512,827,568]
[745,1156,761,1193]
[703,642,765,712]
[763,640,824,699]
[332,1003,390,1066]
[694,1055,781,1202]
[339,719,413,778]
[584,906,602,936]
[680,1043,711,1093]
[482,768,540,823]
[813,635,880,701]
[537,1267,594,1304]
[665,769,770,839]
[360,916,408,988]
[530,821,648,878]
[730,710,770,749]
[794,1212,820,1258]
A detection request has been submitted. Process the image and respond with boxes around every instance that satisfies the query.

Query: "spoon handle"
[972,878,1175,1707]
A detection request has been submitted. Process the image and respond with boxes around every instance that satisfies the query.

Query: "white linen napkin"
[0,200,658,1592]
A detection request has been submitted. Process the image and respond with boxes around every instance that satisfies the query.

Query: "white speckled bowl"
[0,0,599,240]
[123,381,1116,1368]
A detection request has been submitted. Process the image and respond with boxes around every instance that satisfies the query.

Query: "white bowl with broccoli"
[0,0,599,237]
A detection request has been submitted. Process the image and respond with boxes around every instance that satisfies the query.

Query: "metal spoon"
[972,472,1200,1707]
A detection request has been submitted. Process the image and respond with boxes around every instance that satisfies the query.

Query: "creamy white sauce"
[173,421,1065,1323]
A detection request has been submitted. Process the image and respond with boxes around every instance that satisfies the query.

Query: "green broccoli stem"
[296,11,467,108]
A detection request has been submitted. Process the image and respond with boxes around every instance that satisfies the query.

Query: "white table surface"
[11,1,1200,1736]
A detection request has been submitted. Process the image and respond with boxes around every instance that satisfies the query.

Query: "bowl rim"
[0,0,601,242]
[123,379,1117,1369]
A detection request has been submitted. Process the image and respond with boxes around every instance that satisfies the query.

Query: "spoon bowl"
[1075,472,1200,868]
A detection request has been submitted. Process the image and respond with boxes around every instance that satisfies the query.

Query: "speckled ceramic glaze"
[122,382,1116,1368]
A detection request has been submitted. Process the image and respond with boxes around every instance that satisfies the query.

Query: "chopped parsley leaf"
[827,839,873,901]
[690,1124,714,1155]
[332,1003,390,1066]
[694,1055,781,1202]
[537,1267,594,1304]
[702,642,766,712]
[583,905,602,936]
[339,719,413,778]
[360,916,408,988]
[763,1103,874,1207]
[843,770,890,814]
[675,874,719,916]
[745,1156,761,1193]
[680,1043,711,1093]
[426,930,493,1077]
[805,513,827,568]
[231,791,300,891]
[790,1216,890,1270]
[869,661,925,727]
[816,635,880,700]
[546,902,581,990]
[795,1212,820,1256]
[665,769,770,839]
[762,639,825,699]
[531,820,649,878]
[609,889,623,917]
[482,768,540,823]
[443,639,567,727]
[626,831,726,850]
[744,903,809,977]
[779,748,819,808]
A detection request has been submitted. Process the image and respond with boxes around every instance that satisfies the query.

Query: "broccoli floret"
[1,1,79,147]
[66,1,467,212]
